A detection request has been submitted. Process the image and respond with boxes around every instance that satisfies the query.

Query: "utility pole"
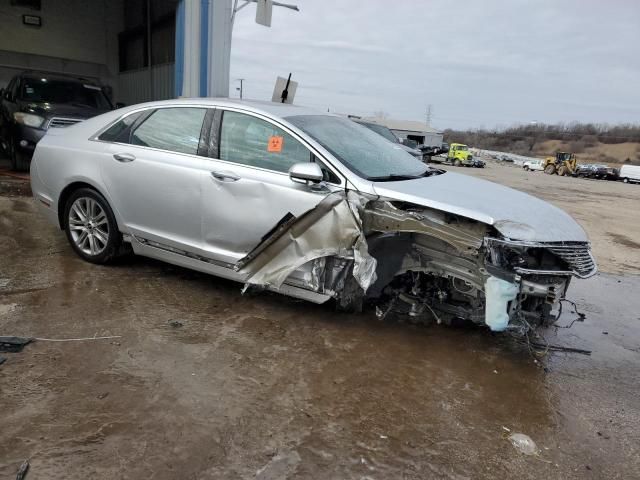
[426,104,432,127]
[236,78,244,99]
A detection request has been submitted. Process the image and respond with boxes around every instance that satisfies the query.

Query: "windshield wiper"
[368,170,432,182]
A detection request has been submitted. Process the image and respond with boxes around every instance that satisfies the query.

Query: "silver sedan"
[30,99,596,333]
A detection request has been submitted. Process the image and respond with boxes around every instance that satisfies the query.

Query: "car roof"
[121,97,330,120]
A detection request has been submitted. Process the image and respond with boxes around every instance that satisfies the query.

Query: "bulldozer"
[542,152,578,176]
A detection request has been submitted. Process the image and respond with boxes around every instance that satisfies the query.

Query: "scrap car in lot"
[523,159,544,171]
[30,99,596,333]
[352,119,423,160]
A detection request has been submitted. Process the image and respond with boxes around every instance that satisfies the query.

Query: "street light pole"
[236,78,244,99]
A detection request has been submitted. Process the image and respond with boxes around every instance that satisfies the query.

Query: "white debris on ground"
[508,433,540,456]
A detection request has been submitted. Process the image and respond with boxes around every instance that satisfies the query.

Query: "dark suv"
[0,71,114,171]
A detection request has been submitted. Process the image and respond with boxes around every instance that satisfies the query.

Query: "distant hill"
[444,123,640,165]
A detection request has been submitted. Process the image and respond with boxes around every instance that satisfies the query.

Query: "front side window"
[219,110,310,173]
[131,107,206,155]
[287,115,429,180]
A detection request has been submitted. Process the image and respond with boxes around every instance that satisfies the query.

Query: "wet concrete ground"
[1,175,639,479]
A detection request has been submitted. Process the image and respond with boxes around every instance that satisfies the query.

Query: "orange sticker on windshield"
[268,135,283,152]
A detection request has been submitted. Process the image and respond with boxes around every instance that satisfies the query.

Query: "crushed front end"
[237,193,596,334]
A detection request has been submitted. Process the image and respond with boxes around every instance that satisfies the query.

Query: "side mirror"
[289,162,323,184]
[115,102,126,109]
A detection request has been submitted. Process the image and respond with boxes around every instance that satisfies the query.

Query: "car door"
[200,108,344,264]
[99,106,213,255]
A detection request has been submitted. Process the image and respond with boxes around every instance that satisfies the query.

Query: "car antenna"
[281,73,292,103]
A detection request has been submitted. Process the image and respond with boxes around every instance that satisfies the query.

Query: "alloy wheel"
[68,197,110,256]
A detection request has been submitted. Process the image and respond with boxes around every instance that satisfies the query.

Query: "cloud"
[229,0,640,129]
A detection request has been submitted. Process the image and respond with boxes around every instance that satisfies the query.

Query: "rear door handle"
[211,170,240,182]
[113,153,135,163]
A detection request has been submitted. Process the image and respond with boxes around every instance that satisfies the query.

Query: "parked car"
[523,159,544,171]
[470,157,485,168]
[353,120,423,160]
[30,99,596,333]
[573,163,596,178]
[0,71,115,171]
[619,165,640,184]
[592,164,618,181]
[574,163,618,180]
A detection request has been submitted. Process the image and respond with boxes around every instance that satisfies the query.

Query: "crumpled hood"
[372,171,588,242]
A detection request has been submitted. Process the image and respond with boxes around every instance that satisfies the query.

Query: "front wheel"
[623,177,629,183]
[453,159,461,167]
[8,139,31,172]
[524,165,530,171]
[64,188,122,264]
[544,165,556,175]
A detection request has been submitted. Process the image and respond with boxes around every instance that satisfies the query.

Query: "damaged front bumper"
[236,191,596,333]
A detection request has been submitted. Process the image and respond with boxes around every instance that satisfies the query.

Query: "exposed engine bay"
[238,191,597,333]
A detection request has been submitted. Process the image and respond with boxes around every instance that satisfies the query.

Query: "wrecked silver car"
[30,99,596,333]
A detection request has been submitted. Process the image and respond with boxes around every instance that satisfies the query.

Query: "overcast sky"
[229,0,640,130]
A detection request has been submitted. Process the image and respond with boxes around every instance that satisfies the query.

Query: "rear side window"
[98,112,143,142]
[131,107,207,155]
[219,110,310,173]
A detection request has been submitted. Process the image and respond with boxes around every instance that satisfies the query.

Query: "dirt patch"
[608,232,640,249]
[0,178,31,197]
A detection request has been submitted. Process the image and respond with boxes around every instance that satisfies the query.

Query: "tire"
[524,165,530,171]
[453,159,461,167]
[557,166,567,176]
[8,138,31,172]
[544,165,556,175]
[623,178,629,183]
[63,188,122,264]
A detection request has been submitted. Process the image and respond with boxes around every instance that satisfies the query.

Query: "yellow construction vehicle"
[542,152,578,176]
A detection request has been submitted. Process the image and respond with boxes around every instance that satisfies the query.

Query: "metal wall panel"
[118,63,175,106]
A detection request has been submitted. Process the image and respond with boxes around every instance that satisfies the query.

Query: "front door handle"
[211,171,240,182]
[113,153,136,163]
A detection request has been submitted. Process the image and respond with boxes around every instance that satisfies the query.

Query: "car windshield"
[457,145,468,151]
[20,78,112,109]
[357,122,399,143]
[287,115,429,181]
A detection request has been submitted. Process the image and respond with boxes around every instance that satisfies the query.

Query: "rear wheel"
[544,165,556,175]
[453,159,461,167]
[623,177,629,183]
[524,165,530,171]
[64,188,122,264]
